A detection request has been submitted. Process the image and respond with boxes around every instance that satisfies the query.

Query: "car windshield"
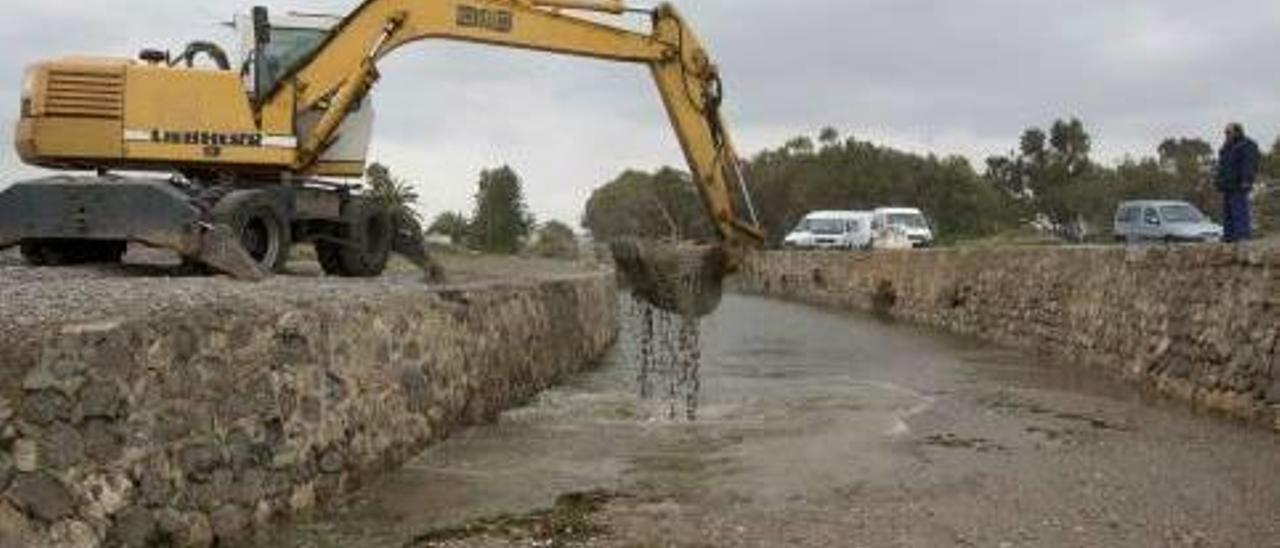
[887,213,928,229]
[1159,205,1204,224]
[809,219,846,235]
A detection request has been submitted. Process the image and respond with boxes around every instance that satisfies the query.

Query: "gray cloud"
[2,0,1279,225]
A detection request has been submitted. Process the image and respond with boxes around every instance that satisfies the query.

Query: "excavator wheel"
[316,199,393,278]
[20,239,127,266]
[211,190,292,274]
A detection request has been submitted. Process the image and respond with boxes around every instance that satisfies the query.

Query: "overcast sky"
[2,0,1279,226]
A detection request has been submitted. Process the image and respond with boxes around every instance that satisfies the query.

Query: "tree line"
[582,121,1280,246]
[584,127,1018,246]
[367,162,578,258]
[986,118,1280,240]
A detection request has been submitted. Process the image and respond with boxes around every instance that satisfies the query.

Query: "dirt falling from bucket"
[624,295,703,421]
[613,240,726,421]
[610,240,728,318]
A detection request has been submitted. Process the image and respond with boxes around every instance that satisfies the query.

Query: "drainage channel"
[255,293,1280,548]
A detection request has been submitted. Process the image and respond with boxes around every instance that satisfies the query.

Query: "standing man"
[1216,123,1261,242]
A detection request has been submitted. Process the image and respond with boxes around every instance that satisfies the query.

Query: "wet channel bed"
[254,294,1280,548]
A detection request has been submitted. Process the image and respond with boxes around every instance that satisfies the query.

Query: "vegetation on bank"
[582,120,1280,247]
[363,163,581,260]
[424,165,583,259]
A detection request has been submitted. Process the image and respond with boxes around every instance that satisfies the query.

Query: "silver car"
[1113,200,1222,243]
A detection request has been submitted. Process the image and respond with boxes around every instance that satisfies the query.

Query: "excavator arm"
[262,0,765,261]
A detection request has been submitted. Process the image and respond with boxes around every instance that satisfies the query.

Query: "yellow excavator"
[0,0,763,309]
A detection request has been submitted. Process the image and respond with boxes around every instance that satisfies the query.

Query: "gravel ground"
[0,245,603,347]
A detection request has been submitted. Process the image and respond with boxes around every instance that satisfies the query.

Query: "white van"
[783,211,874,250]
[871,208,935,248]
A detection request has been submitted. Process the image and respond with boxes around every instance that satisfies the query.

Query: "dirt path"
[0,245,600,348]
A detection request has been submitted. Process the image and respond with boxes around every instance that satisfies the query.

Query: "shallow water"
[257,293,1280,547]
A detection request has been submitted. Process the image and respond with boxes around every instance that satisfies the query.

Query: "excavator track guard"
[0,176,266,280]
[0,177,258,280]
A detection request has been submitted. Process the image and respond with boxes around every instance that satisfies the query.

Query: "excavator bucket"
[391,213,446,283]
[611,239,729,318]
[190,224,269,281]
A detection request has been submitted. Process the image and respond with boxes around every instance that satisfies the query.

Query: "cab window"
[260,27,328,92]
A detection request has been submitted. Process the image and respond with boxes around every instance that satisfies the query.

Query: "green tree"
[1261,138,1280,182]
[530,220,579,259]
[983,118,1104,241]
[739,129,1018,246]
[1252,138,1280,235]
[583,128,1020,247]
[1048,118,1091,177]
[365,163,422,224]
[582,168,713,241]
[428,211,470,245]
[783,136,815,156]
[468,166,534,254]
[1158,137,1213,178]
[818,127,841,149]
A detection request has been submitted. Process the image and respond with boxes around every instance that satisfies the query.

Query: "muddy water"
[259,294,1280,548]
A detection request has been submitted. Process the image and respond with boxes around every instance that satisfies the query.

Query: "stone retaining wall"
[0,273,618,547]
[740,247,1280,431]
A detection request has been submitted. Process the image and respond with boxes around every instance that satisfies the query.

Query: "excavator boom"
[265,0,763,254]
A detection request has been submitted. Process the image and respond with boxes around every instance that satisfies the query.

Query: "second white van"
[871,208,935,248]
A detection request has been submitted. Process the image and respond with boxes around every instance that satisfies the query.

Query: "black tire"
[211,190,291,273]
[80,240,128,263]
[20,239,126,266]
[19,241,51,266]
[316,199,393,278]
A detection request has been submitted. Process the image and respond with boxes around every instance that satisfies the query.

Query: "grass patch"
[947,227,1067,248]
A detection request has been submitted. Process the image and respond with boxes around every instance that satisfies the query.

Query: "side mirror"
[253,6,271,46]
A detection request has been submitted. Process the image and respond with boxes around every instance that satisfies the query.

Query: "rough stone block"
[741,248,1280,431]
[47,518,97,548]
[155,509,212,548]
[0,271,619,547]
[5,472,75,523]
[208,504,249,543]
[0,500,37,548]
[108,506,159,548]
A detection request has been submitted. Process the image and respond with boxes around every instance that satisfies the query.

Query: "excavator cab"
[234,9,376,178]
[236,9,333,97]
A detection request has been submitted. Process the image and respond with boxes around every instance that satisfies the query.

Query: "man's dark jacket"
[1217,136,1261,191]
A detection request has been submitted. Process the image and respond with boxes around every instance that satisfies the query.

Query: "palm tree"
[366,163,422,224]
